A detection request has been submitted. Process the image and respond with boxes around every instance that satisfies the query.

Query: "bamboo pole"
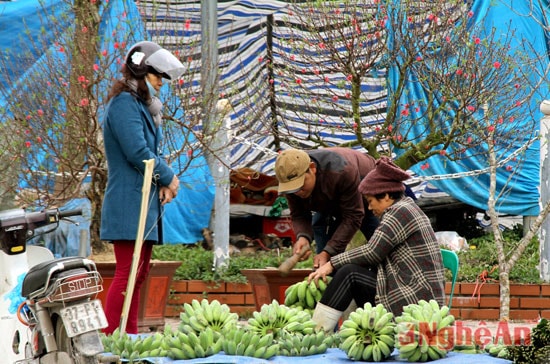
[119,158,155,334]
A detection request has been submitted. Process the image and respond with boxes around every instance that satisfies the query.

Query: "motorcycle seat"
[22,256,93,297]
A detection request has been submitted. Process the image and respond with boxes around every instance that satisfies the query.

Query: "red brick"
[508,297,521,309]
[165,306,183,317]
[519,297,548,309]
[170,281,188,292]
[245,293,256,305]
[510,284,541,296]
[454,296,480,308]
[459,282,499,297]
[478,297,500,309]
[187,280,226,293]
[168,293,206,304]
[225,282,252,293]
[460,309,500,320]
[540,310,550,319]
[206,293,247,305]
[509,310,541,321]
[541,285,550,296]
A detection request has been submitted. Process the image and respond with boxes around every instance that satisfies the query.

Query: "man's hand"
[293,237,312,261]
[313,250,331,270]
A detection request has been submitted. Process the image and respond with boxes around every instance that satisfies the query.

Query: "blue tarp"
[119,348,512,363]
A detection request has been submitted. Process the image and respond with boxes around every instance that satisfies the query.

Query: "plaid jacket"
[330,197,446,315]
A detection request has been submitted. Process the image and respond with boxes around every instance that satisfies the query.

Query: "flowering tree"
[269,0,549,319]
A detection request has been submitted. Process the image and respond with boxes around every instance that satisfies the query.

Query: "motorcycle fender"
[72,331,104,356]
[37,351,72,364]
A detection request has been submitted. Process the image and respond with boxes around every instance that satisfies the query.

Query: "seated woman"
[308,156,446,332]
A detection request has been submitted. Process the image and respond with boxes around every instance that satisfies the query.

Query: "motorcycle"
[0,207,118,363]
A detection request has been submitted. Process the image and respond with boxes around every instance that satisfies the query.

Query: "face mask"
[145,78,157,97]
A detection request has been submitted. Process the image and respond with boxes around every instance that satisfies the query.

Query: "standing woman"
[100,41,184,334]
[308,156,446,332]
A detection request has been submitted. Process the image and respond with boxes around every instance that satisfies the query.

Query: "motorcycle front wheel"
[55,317,99,364]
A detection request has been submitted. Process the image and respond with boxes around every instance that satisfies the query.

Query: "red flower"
[488,125,495,132]
[332,95,339,102]
[185,19,191,30]
[401,109,409,116]
[295,78,302,85]
[37,109,44,116]
[79,98,90,107]
[421,163,429,170]
[506,165,513,171]
[36,136,42,143]
[474,37,480,44]
[25,141,31,148]
[493,61,501,69]
[467,105,475,112]
[82,26,88,33]
[93,64,99,71]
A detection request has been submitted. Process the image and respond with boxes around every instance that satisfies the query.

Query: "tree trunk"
[498,270,510,320]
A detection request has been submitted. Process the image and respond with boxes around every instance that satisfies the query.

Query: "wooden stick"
[119,158,155,334]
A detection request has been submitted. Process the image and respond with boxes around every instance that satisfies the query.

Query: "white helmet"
[125,41,184,80]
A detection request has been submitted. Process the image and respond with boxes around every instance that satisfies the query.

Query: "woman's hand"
[308,260,334,285]
[159,186,175,205]
[167,175,180,198]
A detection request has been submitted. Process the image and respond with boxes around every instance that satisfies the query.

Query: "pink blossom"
[102,50,107,57]
[332,95,339,102]
[185,19,191,30]
[37,109,44,116]
[493,61,501,69]
[467,105,475,112]
[324,76,329,83]
[25,141,31,148]
[79,98,90,107]
[347,74,352,81]
[26,115,32,120]
[82,26,88,33]
[488,125,495,132]
[474,37,480,44]
[401,109,409,116]
[93,64,99,71]
[506,165,513,171]
[421,163,429,170]
[468,11,474,17]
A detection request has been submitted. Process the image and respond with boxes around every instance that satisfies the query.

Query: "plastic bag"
[435,231,469,251]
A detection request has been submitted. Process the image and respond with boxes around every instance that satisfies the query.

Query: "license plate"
[60,299,108,337]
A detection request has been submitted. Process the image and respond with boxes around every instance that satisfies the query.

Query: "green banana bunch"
[339,302,396,362]
[164,326,223,359]
[178,298,239,335]
[277,329,329,356]
[485,341,509,359]
[247,299,318,340]
[222,327,280,359]
[284,277,331,310]
[101,329,169,360]
[394,299,455,362]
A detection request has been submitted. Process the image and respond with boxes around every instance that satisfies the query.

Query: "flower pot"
[241,268,312,311]
[95,260,181,331]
